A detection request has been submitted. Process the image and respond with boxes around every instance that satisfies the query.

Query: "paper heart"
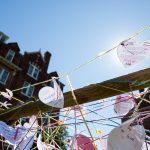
[114,95,135,116]
[107,118,146,150]
[117,40,150,67]
[70,134,95,150]
[38,79,64,108]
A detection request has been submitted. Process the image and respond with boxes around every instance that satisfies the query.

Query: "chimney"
[44,51,51,71]
[0,31,9,43]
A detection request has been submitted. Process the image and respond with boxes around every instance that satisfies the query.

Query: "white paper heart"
[107,118,146,150]
[38,79,64,108]
[114,95,135,116]
[117,40,150,67]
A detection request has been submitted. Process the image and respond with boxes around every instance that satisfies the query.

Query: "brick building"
[0,32,66,149]
[0,32,64,107]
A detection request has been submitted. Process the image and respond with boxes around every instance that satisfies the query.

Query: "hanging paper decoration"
[0,89,13,100]
[0,89,13,109]
[14,115,38,150]
[37,134,56,150]
[0,101,12,109]
[38,79,64,108]
[117,40,150,67]
[114,94,135,116]
[14,136,34,150]
[0,115,37,150]
[0,121,26,145]
[70,134,95,150]
[107,118,146,150]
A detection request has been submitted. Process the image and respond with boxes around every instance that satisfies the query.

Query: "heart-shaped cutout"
[38,79,64,108]
[107,118,146,150]
[117,40,150,67]
[114,94,135,116]
[70,134,96,150]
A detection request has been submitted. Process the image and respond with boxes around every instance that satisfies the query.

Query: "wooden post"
[0,68,150,122]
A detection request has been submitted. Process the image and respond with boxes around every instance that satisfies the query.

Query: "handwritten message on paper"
[107,118,145,150]
[14,115,37,150]
[114,95,135,116]
[38,79,64,108]
[70,134,95,150]
[0,115,37,150]
[117,40,150,67]
[0,121,26,145]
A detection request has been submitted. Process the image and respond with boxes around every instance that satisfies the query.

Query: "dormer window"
[5,50,15,62]
[27,64,39,80]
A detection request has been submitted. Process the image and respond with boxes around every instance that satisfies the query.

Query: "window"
[27,64,39,80]
[21,81,34,97]
[0,68,9,85]
[5,50,15,62]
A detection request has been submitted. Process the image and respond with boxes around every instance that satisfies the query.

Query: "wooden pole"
[0,68,150,122]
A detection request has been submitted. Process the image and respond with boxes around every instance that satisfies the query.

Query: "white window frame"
[27,64,39,80]
[21,81,34,97]
[5,49,15,62]
[0,68,9,85]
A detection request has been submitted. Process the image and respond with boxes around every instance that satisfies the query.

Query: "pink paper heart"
[117,40,150,67]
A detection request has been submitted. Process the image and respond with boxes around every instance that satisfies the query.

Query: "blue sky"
[1,0,150,149]
[1,0,150,90]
